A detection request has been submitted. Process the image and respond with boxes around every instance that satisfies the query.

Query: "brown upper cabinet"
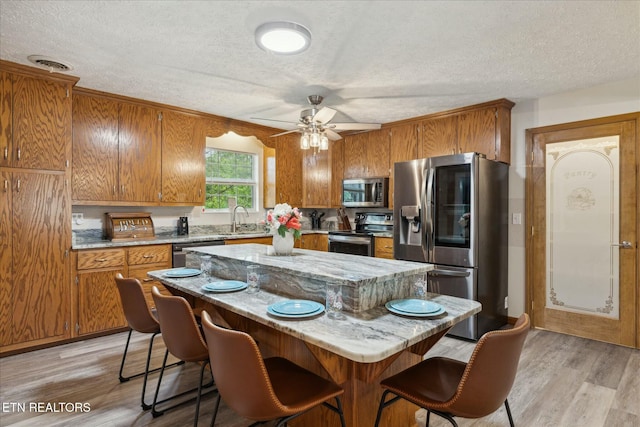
[388,124,419,209]
[343,129,390,179]
[275,134,303,207]
[161,110,205,205]
[72,92,162,204]
[1,71,72,171]
[418,99,514,163]
[330,138,344,207]
[302,147,330,208]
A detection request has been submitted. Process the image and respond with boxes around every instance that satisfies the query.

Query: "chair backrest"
[200,310,289,420]
[448,313,530,418]
[151,286,208,362]
[114,273,159,334]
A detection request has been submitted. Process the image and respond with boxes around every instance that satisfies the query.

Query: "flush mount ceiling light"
[255,21,311,55]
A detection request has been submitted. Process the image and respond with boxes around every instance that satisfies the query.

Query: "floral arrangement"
[265,203,302,239]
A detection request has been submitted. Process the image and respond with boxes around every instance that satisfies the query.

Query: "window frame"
[203,146,259,213]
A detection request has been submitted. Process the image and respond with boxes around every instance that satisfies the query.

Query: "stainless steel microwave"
[342,178,389,207]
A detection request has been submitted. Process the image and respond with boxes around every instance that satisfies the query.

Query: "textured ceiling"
[1,0,639,131]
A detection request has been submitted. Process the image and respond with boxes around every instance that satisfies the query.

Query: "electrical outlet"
[504,296,509,309]
[72,213,84,225]
[512,213,522,225]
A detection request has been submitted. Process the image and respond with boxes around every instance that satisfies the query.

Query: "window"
[204,148,257,211]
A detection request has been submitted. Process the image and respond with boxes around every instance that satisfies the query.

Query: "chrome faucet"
[231,205,249,233]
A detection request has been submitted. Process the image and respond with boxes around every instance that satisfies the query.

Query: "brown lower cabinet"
[374,237,394,259]
[298,234,329,251]
[72,244,172,337]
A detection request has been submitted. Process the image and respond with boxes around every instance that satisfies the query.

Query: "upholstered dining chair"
[151,286,215,427]
[200,310,346,427]
[374,313,530,427]
[114,274,183,410]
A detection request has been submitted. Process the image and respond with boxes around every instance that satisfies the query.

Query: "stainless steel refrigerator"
[393,152,508,340]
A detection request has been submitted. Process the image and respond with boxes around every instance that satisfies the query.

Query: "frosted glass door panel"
[545,136,620,319]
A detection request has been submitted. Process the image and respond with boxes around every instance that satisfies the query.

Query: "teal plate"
[163,268,202,278]
[201,281,247,293]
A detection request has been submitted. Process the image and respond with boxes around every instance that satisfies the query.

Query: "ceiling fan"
[253,95,381,149]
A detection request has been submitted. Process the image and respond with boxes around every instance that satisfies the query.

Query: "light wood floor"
[1,328,638,427]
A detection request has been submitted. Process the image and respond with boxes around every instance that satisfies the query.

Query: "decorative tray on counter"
[106,212,155,241]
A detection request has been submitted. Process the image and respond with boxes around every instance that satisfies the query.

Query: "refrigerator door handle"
[424,167,435,261]
[428,268,471,277]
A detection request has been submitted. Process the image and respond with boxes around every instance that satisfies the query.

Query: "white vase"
[272,232,295,256]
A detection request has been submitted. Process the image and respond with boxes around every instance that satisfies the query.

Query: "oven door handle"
[428,268,470,277]
[328,235,372,245]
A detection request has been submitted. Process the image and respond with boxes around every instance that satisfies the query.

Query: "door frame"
[525,112,640,348]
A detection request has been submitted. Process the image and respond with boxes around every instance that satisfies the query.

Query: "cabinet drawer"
[374,237,394,259]
[128,266,171,309]
[128,245,171,266]
[77,248,126,270]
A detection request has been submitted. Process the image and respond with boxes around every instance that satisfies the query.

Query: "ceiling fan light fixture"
[320,133,329,150]
[310,132,320,147]
[300,133,310,149]
[255,21,311,55]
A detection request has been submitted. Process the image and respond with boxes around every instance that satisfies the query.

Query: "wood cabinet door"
[366,129,390,177]
[300,234,328,251]
[0,170,12,346]
[275,134,303,206]
[118,103,161,202]
[77,269,127,335]
[0,72,11,168]
[420,115,458,158]
[389,124,418,209]
[458,108,496,158]
[11,171,69,343]
[72,94,119,201]
[161,110,205,204]
[302,148,330,207]
[343,133,368,178]
[330,139,344,207]
[12,75,71,171]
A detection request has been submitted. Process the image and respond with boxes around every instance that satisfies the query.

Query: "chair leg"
[428,409,458,427]
[209,393,221,427]
[118,329,134,382]
[140,332,159,410]
[151,349,170,417]
[504,399,515,427]
[426,409,431,426]
[193,360,210,427]
[374,390,402,427]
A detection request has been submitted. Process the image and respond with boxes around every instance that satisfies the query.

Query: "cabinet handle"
[16,179,20,192]
[113,185,116,195]
[95,258,107,262]
[142,278,154,282]
[16,148,21,160]
[121,185,125,195]
[142,255,154,258]
[3,146,7,160]
[3,180,7,192]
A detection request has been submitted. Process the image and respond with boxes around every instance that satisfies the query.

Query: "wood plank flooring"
[0,328,638,426]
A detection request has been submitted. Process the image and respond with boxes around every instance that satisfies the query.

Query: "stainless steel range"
[328,211,393,256]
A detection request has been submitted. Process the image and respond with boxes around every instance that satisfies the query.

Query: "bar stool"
[114,273,183,410]
[151,286,215,427]
[200,310,346,427]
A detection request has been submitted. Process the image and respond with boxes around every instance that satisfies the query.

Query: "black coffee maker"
[177,216,189,235]
[309,210,325,230]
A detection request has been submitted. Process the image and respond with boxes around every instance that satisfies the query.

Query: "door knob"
[612,241,633,249]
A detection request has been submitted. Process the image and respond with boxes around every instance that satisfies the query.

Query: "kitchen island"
[149,246,481,427]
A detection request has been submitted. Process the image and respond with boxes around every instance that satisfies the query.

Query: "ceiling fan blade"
[271,129,301,138]
[312,107,337,124]
[330,122,381,131]
[324,129,342,141]
[252,117,300,125]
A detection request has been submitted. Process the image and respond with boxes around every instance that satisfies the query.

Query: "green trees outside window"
[205,148,256,210]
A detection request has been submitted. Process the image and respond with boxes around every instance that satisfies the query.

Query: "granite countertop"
[184,244,432,312]
[71,229,328,250]
[148,269,481,363]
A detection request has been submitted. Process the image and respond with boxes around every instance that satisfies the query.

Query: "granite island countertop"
[148,269,482,363]
[184,243,434,313]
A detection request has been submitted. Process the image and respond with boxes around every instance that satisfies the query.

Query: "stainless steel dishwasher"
[171,240,225,267]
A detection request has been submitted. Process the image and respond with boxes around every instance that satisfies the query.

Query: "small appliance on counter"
[309,210,326,230]
[106,212,155,241]
[177,216,189,235]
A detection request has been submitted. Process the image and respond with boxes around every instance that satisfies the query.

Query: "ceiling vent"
[27,55,74,72]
